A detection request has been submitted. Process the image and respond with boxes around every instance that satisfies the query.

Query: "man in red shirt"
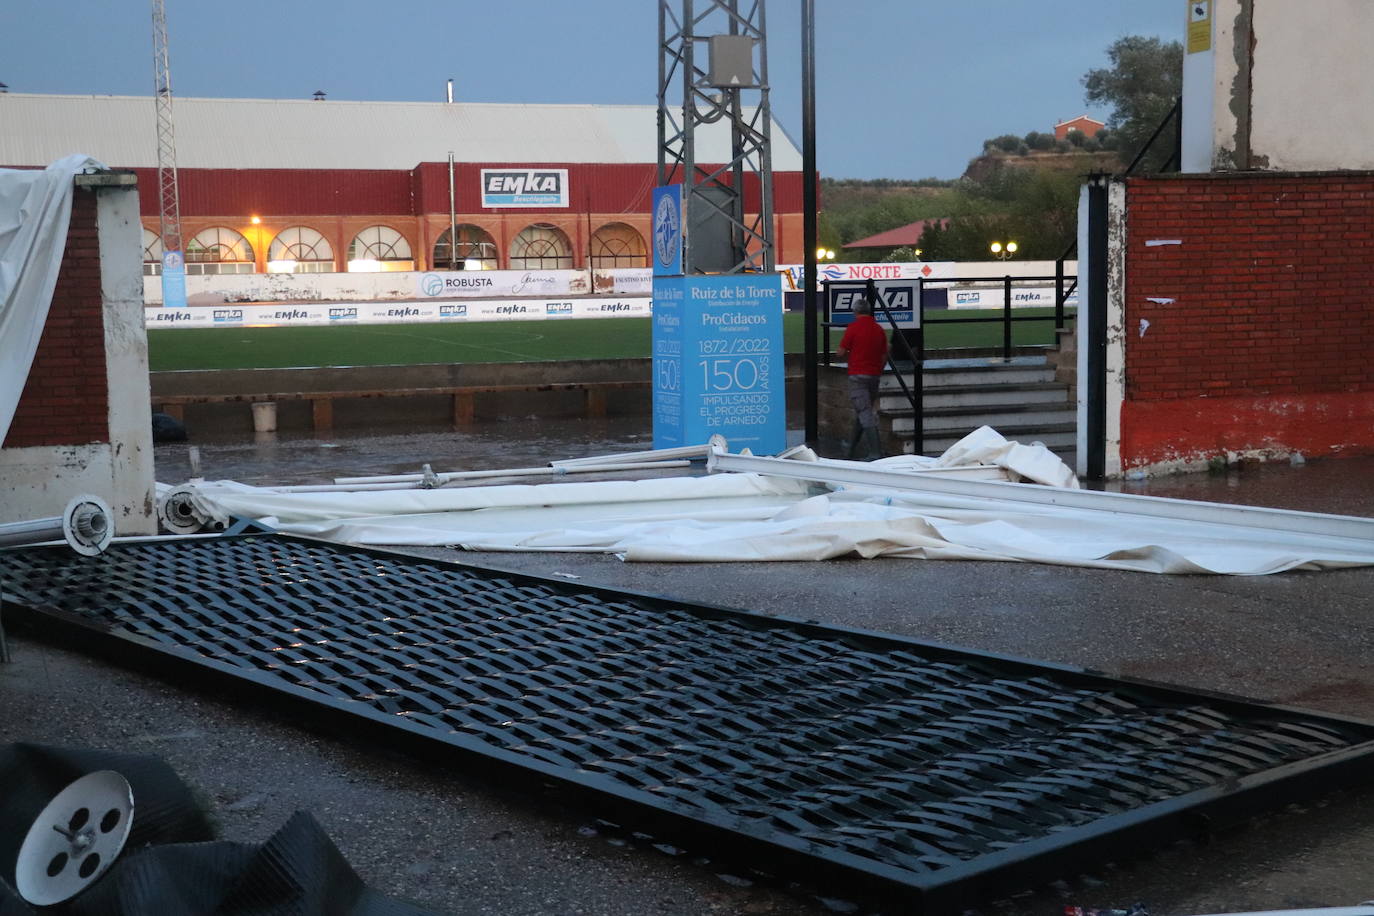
[836,296,889,459]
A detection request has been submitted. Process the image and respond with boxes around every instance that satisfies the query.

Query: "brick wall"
[2,188,110,448]
[1120,172,1374,469]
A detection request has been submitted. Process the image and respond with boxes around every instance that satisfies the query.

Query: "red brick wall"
[1120,173,1374,469]
[3,188,110,448]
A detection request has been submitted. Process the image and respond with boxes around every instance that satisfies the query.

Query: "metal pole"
[1054,257,1065,330]
[914,321,925,456]
[448,152,458,269]
[1085,177,1109,480]
[801,0,818,444]
[820,280,831,366]
[1002,275,1013,359]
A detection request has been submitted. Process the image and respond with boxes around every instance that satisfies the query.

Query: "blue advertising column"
[652,183,785,453]
[161,249,187,308]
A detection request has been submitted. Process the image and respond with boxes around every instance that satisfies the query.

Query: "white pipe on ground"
[0,495,114,556]
[326,460,691,489]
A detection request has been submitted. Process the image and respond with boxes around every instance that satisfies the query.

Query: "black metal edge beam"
[8,592,1374,914]
[10,533,1373,733]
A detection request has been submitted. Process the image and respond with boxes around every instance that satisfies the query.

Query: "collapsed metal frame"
[658,0,776,273]
[4,534,1374,913]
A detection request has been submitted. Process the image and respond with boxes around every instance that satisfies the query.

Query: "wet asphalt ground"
[5,419,1374,915]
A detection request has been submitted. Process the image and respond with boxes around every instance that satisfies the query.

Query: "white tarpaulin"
[167,431,1374,576]
[0,155,103,442]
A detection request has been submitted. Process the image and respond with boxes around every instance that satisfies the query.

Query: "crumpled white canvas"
[0,155,106,442]
[172,460,1374,575]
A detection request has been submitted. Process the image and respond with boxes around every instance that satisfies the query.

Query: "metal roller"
[0,494,114,556]
[158,485,223,535]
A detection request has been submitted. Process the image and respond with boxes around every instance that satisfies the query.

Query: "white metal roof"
[0,93,802,171]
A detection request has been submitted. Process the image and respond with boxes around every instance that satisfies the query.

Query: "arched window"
[347,225,413,272]
[509,224,573,271]
[589,222,647,269]
[143,229,163,276]
[184,227,255,275]
[268,226,335,273]
[432,225,499,270]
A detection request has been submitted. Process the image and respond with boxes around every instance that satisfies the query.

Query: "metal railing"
[818,270,1078,455]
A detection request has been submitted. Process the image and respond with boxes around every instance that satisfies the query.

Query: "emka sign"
[480,169,569,208]
[826,279,920,328]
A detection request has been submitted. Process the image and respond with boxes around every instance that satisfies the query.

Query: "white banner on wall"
[776,260,1080,290]
[415,269,586,299]
[145,269,614,306]
[946,286,1080,309]
[145,297,650,329]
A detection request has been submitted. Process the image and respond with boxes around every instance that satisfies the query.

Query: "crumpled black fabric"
[0,743,438,915]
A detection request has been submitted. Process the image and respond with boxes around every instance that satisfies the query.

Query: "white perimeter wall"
[0,177,156,533]
[1188,0,1374,171]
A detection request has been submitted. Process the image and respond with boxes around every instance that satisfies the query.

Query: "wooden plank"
[452,392,475,425]
[311,398,333,431]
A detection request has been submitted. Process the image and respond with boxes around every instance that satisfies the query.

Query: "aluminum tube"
[330,460,691,487]
[0,517,65,549]
[706,449,1374,542]
[549,444,713,468]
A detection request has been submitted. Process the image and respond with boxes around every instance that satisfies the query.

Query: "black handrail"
[1124,96,1183,176]
[864,279,924,454]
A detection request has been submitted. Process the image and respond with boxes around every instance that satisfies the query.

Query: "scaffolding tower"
[657,0,775,274]
[151,0,183,282]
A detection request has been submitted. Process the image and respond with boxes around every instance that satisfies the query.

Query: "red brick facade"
[3,188,110,448]
[1120,172,1374,469]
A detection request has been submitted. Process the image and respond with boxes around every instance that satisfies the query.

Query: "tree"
[1082,35,1183,171]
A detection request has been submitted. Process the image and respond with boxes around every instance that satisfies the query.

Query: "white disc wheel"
[14,770,134,905]
[61,494,113,556]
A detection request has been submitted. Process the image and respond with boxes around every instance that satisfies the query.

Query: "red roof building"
[842,218,948,251]
[1053,115,1105,140]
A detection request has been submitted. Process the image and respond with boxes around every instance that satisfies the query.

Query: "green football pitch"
[146,309,1072,371]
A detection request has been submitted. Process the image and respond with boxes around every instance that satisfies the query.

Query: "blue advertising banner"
[161,250,187,309]
[652,274,784,453]
[825,278,920,328]
[651,184,684,277]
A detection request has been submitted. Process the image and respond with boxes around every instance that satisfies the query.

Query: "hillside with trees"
[822,34,1182,262]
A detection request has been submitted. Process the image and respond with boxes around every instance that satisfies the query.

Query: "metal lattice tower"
[658,0,774,274]
[151,0,182,259]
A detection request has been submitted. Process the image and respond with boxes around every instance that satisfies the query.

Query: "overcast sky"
[2,0,1182,179]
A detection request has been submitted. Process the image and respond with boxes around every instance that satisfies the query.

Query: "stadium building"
[1,93,808,277]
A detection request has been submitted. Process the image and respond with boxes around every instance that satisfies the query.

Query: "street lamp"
[816,247,835,261]
[990,240,1018,261]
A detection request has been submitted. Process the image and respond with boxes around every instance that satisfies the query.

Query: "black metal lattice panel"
[4,535,1374,910]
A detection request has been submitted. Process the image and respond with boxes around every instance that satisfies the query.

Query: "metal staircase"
[879,355,1076,456]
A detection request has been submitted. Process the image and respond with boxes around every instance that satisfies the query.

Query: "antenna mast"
[151,0,186,304]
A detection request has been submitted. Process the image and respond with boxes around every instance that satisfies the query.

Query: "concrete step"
[888,402,1077,435]
[885,366,1058,389]
[878,381,1069,412]
[899,423,1078,456]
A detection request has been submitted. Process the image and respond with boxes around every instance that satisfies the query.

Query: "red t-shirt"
[839,314,888,375]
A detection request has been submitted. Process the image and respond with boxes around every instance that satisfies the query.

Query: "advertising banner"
[946,286,1079,310]
[160,251,187,309]
[652,185,684,276]
[480,169,569,208]
[652,274,784,454]
[415,269,587,299]
[145,297,650,329]
[825,279,921,328]
[594,267,652,295]
[778,261,957,289]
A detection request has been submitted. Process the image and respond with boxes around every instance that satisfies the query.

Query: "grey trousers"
[847,374,881,429]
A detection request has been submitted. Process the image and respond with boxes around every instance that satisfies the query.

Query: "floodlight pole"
[801,0,818,443]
